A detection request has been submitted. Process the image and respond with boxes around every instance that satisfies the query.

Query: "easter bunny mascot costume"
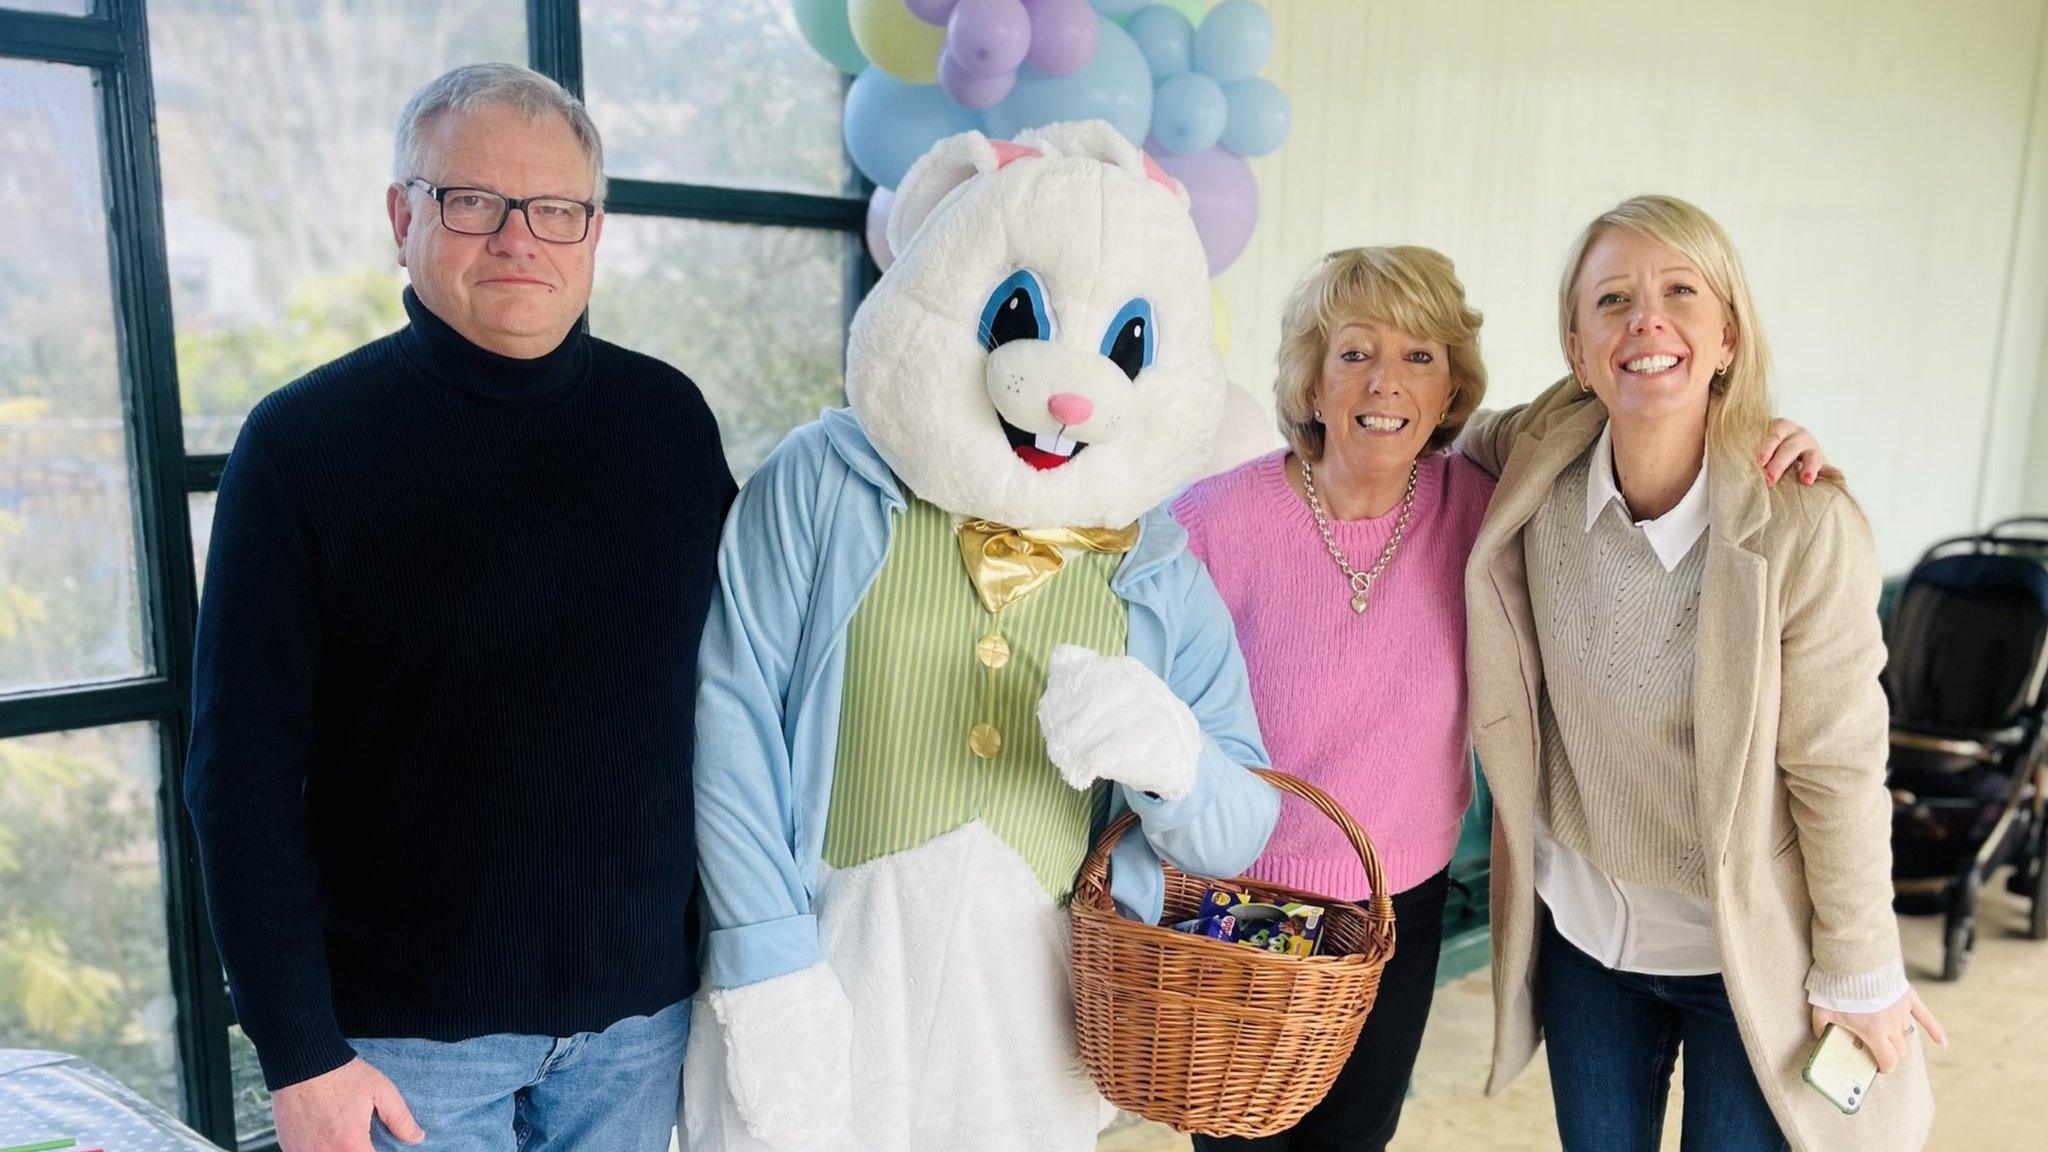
[683,121,1282,1152]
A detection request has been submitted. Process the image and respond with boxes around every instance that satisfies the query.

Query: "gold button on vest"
[968,722,1002,759]
[975,633,1011,669]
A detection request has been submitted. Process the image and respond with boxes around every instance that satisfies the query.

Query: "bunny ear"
[887,132,1044,258]
[1140,151,1189,208]
[1017,120,1189,209]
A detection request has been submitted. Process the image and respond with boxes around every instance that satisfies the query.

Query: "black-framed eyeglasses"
[406,179,596,243]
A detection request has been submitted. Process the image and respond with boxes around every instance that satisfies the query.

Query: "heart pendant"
[1351,595,1369,613]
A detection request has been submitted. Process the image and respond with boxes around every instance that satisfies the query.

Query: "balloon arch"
[798,0,1291,283]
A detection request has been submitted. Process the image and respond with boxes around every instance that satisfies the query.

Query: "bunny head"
[846,121,1225,529]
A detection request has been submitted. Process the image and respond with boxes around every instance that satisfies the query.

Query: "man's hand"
[273,1057,423,1152]
[1810,987,1948,1076]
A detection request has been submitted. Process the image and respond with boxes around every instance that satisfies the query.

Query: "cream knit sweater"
[1526,451,1711,897]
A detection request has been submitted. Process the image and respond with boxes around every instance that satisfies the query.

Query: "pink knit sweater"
[1173,448,1495,899]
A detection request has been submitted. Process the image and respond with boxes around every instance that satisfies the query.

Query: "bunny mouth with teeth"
[999,414,1089,470]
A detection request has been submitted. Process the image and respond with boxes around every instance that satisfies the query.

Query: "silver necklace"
[1301,458,1417,614]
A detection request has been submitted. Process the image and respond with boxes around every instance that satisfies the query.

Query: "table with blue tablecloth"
[0,1050,218,1152]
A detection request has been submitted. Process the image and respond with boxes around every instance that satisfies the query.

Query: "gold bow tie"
[956,519,1141,614]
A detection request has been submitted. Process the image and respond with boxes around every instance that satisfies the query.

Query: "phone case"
[1802,1024,1880,1115]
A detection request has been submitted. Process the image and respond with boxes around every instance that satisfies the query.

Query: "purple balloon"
[1024,0,1100,75]
[906,0,961,23]
[948,0,1033,76]
[1148,141,1259,275]
[939,48,1018,109]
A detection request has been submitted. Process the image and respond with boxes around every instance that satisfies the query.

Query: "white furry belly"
[817,821,1108,1152]
[682,822,1109,1152]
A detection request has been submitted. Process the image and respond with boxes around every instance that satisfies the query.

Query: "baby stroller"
[1885,516,2048,980]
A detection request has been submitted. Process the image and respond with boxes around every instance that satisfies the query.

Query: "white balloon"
[866,187,897,271]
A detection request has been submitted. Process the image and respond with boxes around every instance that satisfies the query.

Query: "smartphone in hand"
[1803,1024,1881,1115]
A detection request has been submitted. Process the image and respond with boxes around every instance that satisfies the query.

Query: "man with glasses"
[184,62,734,1152]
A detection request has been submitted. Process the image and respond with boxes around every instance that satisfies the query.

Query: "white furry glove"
[707,963,854,1150]
[1037,645,1202,801]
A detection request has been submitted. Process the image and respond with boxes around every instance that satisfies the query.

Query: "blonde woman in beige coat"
[1458,195,1943,1152]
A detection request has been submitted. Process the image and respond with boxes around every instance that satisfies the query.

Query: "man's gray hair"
[393,63,607,206]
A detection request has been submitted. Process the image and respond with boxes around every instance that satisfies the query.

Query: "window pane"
[0,60,148,694]
[0,724,177,1111]
[228,1023,272,1147]
[590,217,852,478]
[188,491,215,591]
[583,0,849,195]
[150,0,526,454]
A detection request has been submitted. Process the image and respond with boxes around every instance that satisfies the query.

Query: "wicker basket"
[1069,768,1397,1137]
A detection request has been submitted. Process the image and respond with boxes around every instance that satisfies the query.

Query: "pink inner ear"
[988,140,1043,169]
[1140,153,1184,197]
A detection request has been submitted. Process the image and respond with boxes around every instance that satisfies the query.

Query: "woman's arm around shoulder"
[1453,376,1588,477]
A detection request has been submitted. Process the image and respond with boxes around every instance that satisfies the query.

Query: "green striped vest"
[825,495,1129,898]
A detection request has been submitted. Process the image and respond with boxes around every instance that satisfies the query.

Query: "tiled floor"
[1100,877,2048,1151]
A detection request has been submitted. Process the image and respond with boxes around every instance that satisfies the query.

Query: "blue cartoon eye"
[1101,299,1155,380]
[980,269,1054,351]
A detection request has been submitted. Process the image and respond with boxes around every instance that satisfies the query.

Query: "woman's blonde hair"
[1274,245,1487,462]
[1556,194,1772,466]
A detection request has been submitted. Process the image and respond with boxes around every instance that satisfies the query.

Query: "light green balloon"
[793,0,869,75]
[1154,0,1210,25]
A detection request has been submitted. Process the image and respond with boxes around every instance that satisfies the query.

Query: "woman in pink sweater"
[1174,247,1829,1152]
[1174,247,1491,1152]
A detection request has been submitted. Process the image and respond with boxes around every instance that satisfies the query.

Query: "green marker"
[0,1139,79,1152]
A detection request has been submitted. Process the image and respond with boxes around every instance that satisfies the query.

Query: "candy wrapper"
[1169,886,1325,957]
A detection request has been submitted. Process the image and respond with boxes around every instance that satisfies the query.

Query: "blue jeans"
[1540,920,1786,1152]
[350,999,689,1152]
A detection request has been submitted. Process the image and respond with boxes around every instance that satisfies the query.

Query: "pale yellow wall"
[1214,0,2048,572]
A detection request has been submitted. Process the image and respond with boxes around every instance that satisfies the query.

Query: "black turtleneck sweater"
[184,290,735,1090]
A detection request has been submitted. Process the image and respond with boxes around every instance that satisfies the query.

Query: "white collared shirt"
[1534,424,1903,1011]
[1582,420,1709,572]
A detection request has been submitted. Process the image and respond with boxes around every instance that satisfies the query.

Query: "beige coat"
[1460,380,1934,1152]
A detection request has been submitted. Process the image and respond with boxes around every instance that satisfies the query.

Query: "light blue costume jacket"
[694,409,1281,990]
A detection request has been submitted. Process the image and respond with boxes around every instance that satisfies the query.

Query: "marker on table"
[0,1139,79,1152]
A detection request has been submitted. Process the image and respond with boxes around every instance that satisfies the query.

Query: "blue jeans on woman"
[349,998,689,1152]
[1540,918,1786,1152]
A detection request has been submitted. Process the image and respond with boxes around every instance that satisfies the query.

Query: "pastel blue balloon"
[843,68,983,189]
[1192,0,1272,83]
[1151,71,1226,154]
[1126,4,1195,78]
[1089,0,1150,18]
[983,16,1153,146]
[1220,75,1289,156]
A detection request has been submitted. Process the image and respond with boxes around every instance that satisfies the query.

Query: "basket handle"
[1074,767,1397,928]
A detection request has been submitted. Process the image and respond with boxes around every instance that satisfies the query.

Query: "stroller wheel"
[1942,916,1976,980]
[1942,874,1980,981]
[2008,858,2038,898]
[2032,881,2048,941]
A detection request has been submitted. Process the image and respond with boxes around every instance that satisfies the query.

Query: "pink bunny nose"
[1046,393,1095,426]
